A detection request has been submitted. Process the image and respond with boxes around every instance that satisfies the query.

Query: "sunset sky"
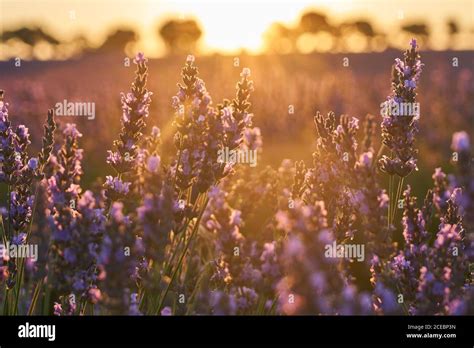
[1,0,473,57]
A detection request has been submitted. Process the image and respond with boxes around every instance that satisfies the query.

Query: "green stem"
[0,215,7,253]
[268,295,279,315]
[13,182,40,315]
[4,184,12,315]
[6,185,11,239]
[172,139,183,191]
[155,197,209,315]
[27,277,44,315]
[164,231,186,275]
[164,191,205,274]
[185,261,212,315]
[391,177,405,225]
[79,299,87,316]
[3,288,11,315]
[42,284,51,315]
[388,175,394,227]
[372,143,386,170]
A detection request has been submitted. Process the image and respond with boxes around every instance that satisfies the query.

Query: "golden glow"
[1,0,473,59]
[152,0,360,54]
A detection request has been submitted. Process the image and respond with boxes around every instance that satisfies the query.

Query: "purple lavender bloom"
[134,52,147,64]
[136,161,176,270]
[379,40,423,177]
[160,306,172,316]
[53,302,62,316]
[259,241,281,282]
[204,186,245,258]
[172,60,255,193]
[432,167,451,213]
[104,176,131,195]
[27,157,39,170]
[242,127,263,153]
[53,295,77,316]
[276,199,372,315]
[172,56,219,192]
[48,124,105,306]
[451,131,470,153]
[449,132,473,265]
[0,94,24,184]
[99,202,142,314]
[105,52,152,204]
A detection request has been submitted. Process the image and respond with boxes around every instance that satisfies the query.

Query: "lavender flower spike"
[105,52,152,203]
[379,39,423,177]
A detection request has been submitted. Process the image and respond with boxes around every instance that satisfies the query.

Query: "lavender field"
[0,38,472,317]
[0,41,474,315]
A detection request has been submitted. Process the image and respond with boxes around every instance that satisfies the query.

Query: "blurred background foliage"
[0,8,472,60]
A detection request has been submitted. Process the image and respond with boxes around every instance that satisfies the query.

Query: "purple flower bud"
[53,302,62,316]
[134,52,147,64]
[12,233,26,245]
[151,126,160,138]
[105,176,131,195]
[358,152,373,168]
[451,131,470,152]
[28,157,39,170]
[146,155,161,173]
[63,123,82,138]
[161,306,172,316]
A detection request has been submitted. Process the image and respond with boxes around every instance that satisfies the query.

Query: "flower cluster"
[200,185,280,314]
[276,199,372,315]
[303,112,360,217]
[99,201,143,314]
[48,124,105,306]
[450,131,473,266]
[379,39,423,177]
[105,53,152,203]
[372,180,470,315]
[172,56,256,193]
[0,92,46,289]
[172,55,220,192]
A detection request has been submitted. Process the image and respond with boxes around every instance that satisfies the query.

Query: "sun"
[158,0,323,54]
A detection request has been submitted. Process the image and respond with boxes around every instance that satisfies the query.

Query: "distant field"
[1,50,473,195]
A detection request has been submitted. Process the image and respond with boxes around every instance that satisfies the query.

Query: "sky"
[1,0,473,56]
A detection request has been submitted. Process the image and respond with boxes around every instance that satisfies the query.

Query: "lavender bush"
[0,40,472,316]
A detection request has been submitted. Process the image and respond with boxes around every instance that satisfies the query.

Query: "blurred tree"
[1,27,60,45]
[447,19,459,49]
[263,11,385,54]
[263,22,299,54]
[447,19,459,36]
[336,20,381,51]
[1,26,60,59]
[353,21,375,38]
[401,23,430,48]
[98,29,138,52]
[300,11,332,33]
[297,11,339,53]
[159,19,202,54]
[71,34,89,50]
